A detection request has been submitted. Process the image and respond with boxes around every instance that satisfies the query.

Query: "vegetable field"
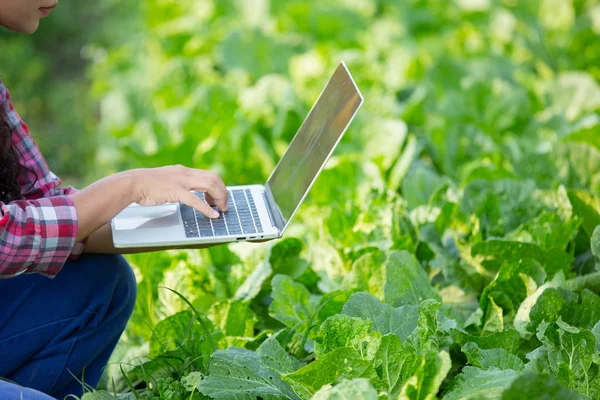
[83,0,600,399]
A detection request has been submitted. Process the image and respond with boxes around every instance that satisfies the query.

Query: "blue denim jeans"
[0,254,137,400]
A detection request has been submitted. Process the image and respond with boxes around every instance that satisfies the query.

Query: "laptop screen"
[266,62,363,228]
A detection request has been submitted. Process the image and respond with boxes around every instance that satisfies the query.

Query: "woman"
[0,1,229,399]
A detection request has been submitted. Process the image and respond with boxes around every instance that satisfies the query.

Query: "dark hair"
[0,113,25,203]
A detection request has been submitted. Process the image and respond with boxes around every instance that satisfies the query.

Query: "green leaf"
[311,378,379,400]
[469,240,574,278]
[400,350,451,400]
[218,30,300,78]
[269,274,321,332]
[482,297,505,334]
[407,299,441,354]
[81,391,117,400]
[514,272,566,337]
[315,314,381,359]
[196,347,301,400]
[567,189,600,237]
[342,250,387,300]
[442,367,521,400]
[592,225,600,258]
[528,288,578,332]
[341,292,419,342]
[526,318,597,393]
[384,251,440,306]
[563,121,600,151]
[208,299,257,338]
[481,259,546,316]
[149,310,214,358]
[501,372,589,400]
[402,161,451,209]
[373,334,419,397]
[451,330,522,355]
[504,212,581,251]
[234,256,272,302]
[460,179,542,237]
[282,348,378,399]
[270,238,309,278]
[257,334,302,374]
[461,342,524,371]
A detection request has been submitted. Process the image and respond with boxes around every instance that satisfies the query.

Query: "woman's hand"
[71,165,229,242]
[132,165,229,218]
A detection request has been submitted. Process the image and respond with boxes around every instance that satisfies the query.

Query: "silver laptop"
[111,62,364,248]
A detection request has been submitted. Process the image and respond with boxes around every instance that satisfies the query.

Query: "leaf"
[482,297,504,334]
[406,299,441,354]
[270,238,309,278]
[208,299,257,338]
[501,372,589,400]
[342,250,387,300]
[451,330,522,355]
[504,212,581,251]
[461,342,524,371]
[149,310,214,358]
[234,256,272,302]
[528,288,578,332]
[282,348,378,399]
[567,189,600,237]
[514,272,566,337]
[563,121,600,151]
[400,350,451,400]
[441,367,521,400]
[81,391,117,400]
[196,347,301,400]
[460,179,542,237]
[373,334,419,397]
[389,134,418,191]
[384,250,440,306]
[480,259,546,316]
[469,240,574,278]
[402,161,452,209]
[269,274,321,332]
[592,225,600,258]
[257,334,302,374]
[218,30,300,78]
[315,314,381,359]
[311,378,379,400]
[341,292,419,342]
[526,318,597,393]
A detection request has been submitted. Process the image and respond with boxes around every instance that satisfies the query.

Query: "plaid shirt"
[0,81,81,278]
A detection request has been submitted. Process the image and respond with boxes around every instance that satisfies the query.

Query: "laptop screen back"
[266,62,363,227]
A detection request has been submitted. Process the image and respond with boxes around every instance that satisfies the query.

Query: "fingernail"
[212,210,220,218]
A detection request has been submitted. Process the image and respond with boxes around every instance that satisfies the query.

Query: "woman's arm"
[70,165,228,243]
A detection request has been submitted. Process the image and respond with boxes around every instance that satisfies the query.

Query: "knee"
[81,254,137,321]
[106,254,137,317]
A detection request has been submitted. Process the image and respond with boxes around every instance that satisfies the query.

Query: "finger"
[180,191,220,219]
[204,193,217,206]
[186,171,229,212]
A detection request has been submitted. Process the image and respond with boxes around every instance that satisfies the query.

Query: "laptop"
[111,62,364,248]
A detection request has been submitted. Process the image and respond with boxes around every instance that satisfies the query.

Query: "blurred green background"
[2,0,599,192]
[3,0,600,392]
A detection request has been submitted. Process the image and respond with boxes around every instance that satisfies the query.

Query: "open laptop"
[111,62,364,248]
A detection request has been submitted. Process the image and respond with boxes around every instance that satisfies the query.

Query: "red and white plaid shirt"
[0,81,82,278]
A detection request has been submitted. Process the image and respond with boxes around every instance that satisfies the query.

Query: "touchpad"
[113,204,181,230]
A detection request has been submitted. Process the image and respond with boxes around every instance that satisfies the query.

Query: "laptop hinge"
[263,184,286,235]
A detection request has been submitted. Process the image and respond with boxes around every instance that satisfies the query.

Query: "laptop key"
[199,229,214,237]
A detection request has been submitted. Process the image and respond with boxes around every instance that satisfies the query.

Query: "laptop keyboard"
[180,189,263,238]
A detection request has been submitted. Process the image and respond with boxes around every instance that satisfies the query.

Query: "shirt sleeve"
[0,195,79,278]
[0,81,83,270]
